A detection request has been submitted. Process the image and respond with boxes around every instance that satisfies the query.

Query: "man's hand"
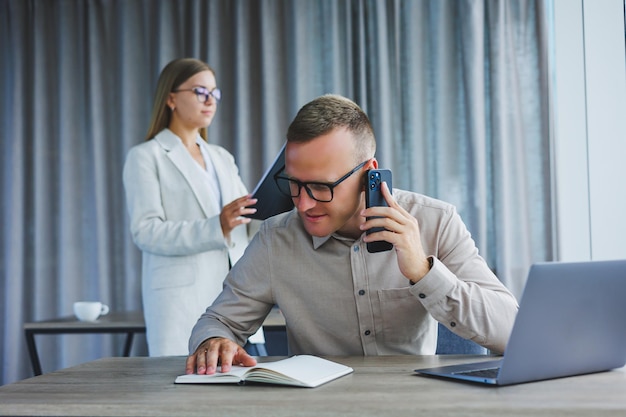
[360,182,431,283]
[220,195,257,238]
[185,337,257,375]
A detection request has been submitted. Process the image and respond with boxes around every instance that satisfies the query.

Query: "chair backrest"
[435,323,488,354]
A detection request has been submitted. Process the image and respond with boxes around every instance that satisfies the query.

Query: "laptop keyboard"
[453,367,500,379]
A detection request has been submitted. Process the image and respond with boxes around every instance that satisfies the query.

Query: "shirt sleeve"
[188,221,275,353]
[408,205,519,354]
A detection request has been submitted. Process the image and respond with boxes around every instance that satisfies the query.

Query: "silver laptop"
[415,259,626,385]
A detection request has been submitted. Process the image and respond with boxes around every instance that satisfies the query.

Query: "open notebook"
[415,259,626,385]
[175,355,353,388]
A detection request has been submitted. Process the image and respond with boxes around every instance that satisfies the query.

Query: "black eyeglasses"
[172,86,221,103]
[273,161,368,203]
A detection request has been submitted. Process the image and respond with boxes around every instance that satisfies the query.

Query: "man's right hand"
[184,337,257,375]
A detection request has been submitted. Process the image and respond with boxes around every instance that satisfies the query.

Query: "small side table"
[24,310,146,376]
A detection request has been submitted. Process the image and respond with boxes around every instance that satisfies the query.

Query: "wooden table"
[24,311,146,376]
[1,355,625,416]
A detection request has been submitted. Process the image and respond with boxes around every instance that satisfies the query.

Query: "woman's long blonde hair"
[145,58,215,141]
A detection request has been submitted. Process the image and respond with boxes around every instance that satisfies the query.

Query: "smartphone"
[365,169,393,253]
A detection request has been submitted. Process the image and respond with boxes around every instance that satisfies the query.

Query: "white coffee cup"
[73,301,110,322]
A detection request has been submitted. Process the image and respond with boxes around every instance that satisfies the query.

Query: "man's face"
[284,127,374,238]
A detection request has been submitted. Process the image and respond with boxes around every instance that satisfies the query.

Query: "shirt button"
[358,290,365,296]
[353,245,359,252]
[418,293,426,299]
[364,330,371,336]
[450,321,457,327]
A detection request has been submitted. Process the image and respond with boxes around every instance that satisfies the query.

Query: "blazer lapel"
[203,145,234,205]
[155,130,218,218]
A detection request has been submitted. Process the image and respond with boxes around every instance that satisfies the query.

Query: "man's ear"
[365,158,379,170]
[361,158,379,190]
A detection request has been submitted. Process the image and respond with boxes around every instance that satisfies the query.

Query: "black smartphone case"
[365,169,393,253]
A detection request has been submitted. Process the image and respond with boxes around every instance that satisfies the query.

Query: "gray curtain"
[0,0,552,385]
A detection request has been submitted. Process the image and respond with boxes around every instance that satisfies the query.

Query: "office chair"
[244,341,268,356]
[435,323,488,354]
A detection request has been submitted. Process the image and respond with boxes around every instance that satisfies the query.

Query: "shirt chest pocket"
[375,287,430,344]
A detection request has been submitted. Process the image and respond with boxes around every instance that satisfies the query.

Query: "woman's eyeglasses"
[172,86,221,103]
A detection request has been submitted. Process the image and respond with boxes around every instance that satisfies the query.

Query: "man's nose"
[294,189,317,212]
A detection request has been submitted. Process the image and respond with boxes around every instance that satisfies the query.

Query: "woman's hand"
[220,195,257,238]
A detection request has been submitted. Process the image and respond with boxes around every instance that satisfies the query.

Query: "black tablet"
[245,143,294,220]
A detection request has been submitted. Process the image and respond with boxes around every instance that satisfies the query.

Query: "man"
[186,94,518,375]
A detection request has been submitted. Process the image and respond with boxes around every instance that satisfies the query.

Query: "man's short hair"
[286,94,376,162]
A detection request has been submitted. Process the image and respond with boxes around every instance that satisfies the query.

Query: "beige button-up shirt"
[189,189,519,355]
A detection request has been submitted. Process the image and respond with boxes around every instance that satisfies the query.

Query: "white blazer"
[123,129,255,356]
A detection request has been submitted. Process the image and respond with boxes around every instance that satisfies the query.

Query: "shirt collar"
[312,233,359,250]
[312,235,332,249]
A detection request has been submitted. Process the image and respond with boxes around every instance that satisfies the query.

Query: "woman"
[123,58,261,356]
